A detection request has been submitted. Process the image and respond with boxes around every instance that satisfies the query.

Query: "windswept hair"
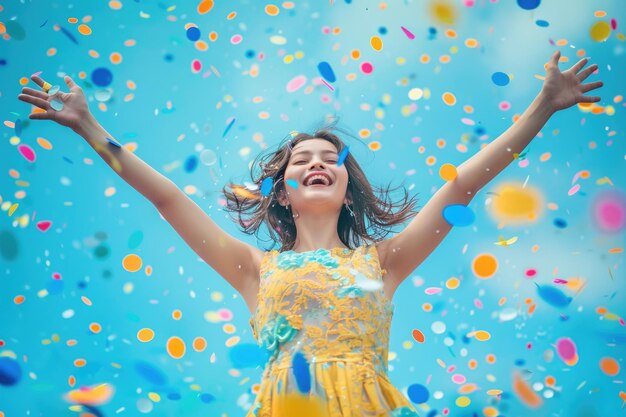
[221,120,421,252]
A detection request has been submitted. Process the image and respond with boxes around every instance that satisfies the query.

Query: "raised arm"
[18,74,262,301]
[378,51,603,288]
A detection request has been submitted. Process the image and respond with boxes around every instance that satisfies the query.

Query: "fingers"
[21,87,48,100]
[28,112,52,120]
[64,75,77,90]
[18,93,50,110]
[579,96,601,103]
[549,50,560,68]
[30,74,47,89]
[577,63,599,81]
[581,80,603,93]
[570,57,589,74]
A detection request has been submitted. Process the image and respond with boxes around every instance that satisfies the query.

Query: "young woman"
[17,50,602,416]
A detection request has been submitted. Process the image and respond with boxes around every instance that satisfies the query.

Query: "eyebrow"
[291,150,338,157]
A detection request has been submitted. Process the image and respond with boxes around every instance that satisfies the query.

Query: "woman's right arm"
[19,74,262,299]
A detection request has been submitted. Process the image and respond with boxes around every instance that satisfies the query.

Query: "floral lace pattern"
[246,244,420,417]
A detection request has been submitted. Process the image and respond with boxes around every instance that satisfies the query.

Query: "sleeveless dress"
[246,243,420,417]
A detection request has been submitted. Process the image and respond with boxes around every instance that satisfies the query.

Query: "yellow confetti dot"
[148,392,161,402]
[197,0,214,14]
[265,4,280,15]
[439,163,457,181]
[442,92,456,106]
[472,253,498,279]
[455,395,471,407]
[370,36,383,51]
[445,277,460,289]
[137,328,155,342]
[77,24,92,35]
[590,21,611,42]
[167,336,186,359]
[122,254,142,272]
[430,0,457,25]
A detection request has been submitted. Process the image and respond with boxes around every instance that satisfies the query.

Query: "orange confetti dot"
[68,375,76,387]
[77,24,92,35]
[89,323,102,334]
[167,336,186,359]
[137,328,155,342]
[442,92,456,106]
[368,141,381,151]
[226,11,237,20]
[122,254,142,272]
[412,329,425,343]
[172,310,182,320]
[512,371,543,408]
[486,354,496,364]
[193,337,207,352]
[14,295,25,304]
[472,253,498,279]
[265,4,280,15]
[110,52,122,64]
[81,296,92,306]
[74,358,87,367]
[439,163,457,181]
[620,391,626,401]
[350,49,360,60]
[370,36,383,51]
[197,0,214,14]
[599,357,620,376]
[109,1,123,10]
[473,330,491,341]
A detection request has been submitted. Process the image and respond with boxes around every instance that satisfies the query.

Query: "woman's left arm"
[454,50,604,195]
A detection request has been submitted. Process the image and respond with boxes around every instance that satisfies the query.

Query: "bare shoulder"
[373,239,392,273]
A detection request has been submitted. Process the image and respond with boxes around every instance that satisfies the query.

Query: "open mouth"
[304,174,332,187]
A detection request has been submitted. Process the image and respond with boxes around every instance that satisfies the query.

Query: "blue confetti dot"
[164,53,174,62]
[337,146,350,167]
[407,383,429,403]
[77,281,88,289]
[186,26,201,41]
[535,282,573,308]
[292,351,311,394]
[135,361,168,386]
[184,155,198,173]
[167,392,182,400]
[475,126,486,135]
[0,58,7,66]
[0,357,22,386]
[553,218,567,228]
[261,177,274,197]
[199,393,215,403]
[536,19,549,27]
[91,67,113,87]
[378,26,388,35]
[492,71,510,86]
[317,61,336,83]
[517,0,541,10]
[515,358,526,366]
[442,204,475,227]
[245,49,256,58]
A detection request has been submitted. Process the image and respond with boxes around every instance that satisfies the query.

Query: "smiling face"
[279,138,352,210]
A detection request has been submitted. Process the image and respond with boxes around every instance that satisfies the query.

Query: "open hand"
[17,74,93,133]
[540,50,603,113]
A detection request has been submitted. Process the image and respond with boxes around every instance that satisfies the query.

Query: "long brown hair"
[221,121,421,252]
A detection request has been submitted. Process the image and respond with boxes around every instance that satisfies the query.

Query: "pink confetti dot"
[400,26,415,40]
[499,101,511,110]
[425,287,442,295]
[230,34,243,44]
[594,193,625,232]
[36,220,52,232]
[52,272,62,280]
[452,374,466,384]
[217,308,233,320]
[556,337,576,361]
[322,26,331,34]
[18,144,36,162]
[360,62,373,74]
[525,268,537,278]
[191,59,202,73]
[286,75,307,93]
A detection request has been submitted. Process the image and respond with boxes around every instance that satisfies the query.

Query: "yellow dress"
[246,243,420,417]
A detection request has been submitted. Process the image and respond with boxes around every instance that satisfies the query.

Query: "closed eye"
[294,160,337,164]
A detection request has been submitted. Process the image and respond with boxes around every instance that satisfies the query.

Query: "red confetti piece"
[36,220,52,232]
